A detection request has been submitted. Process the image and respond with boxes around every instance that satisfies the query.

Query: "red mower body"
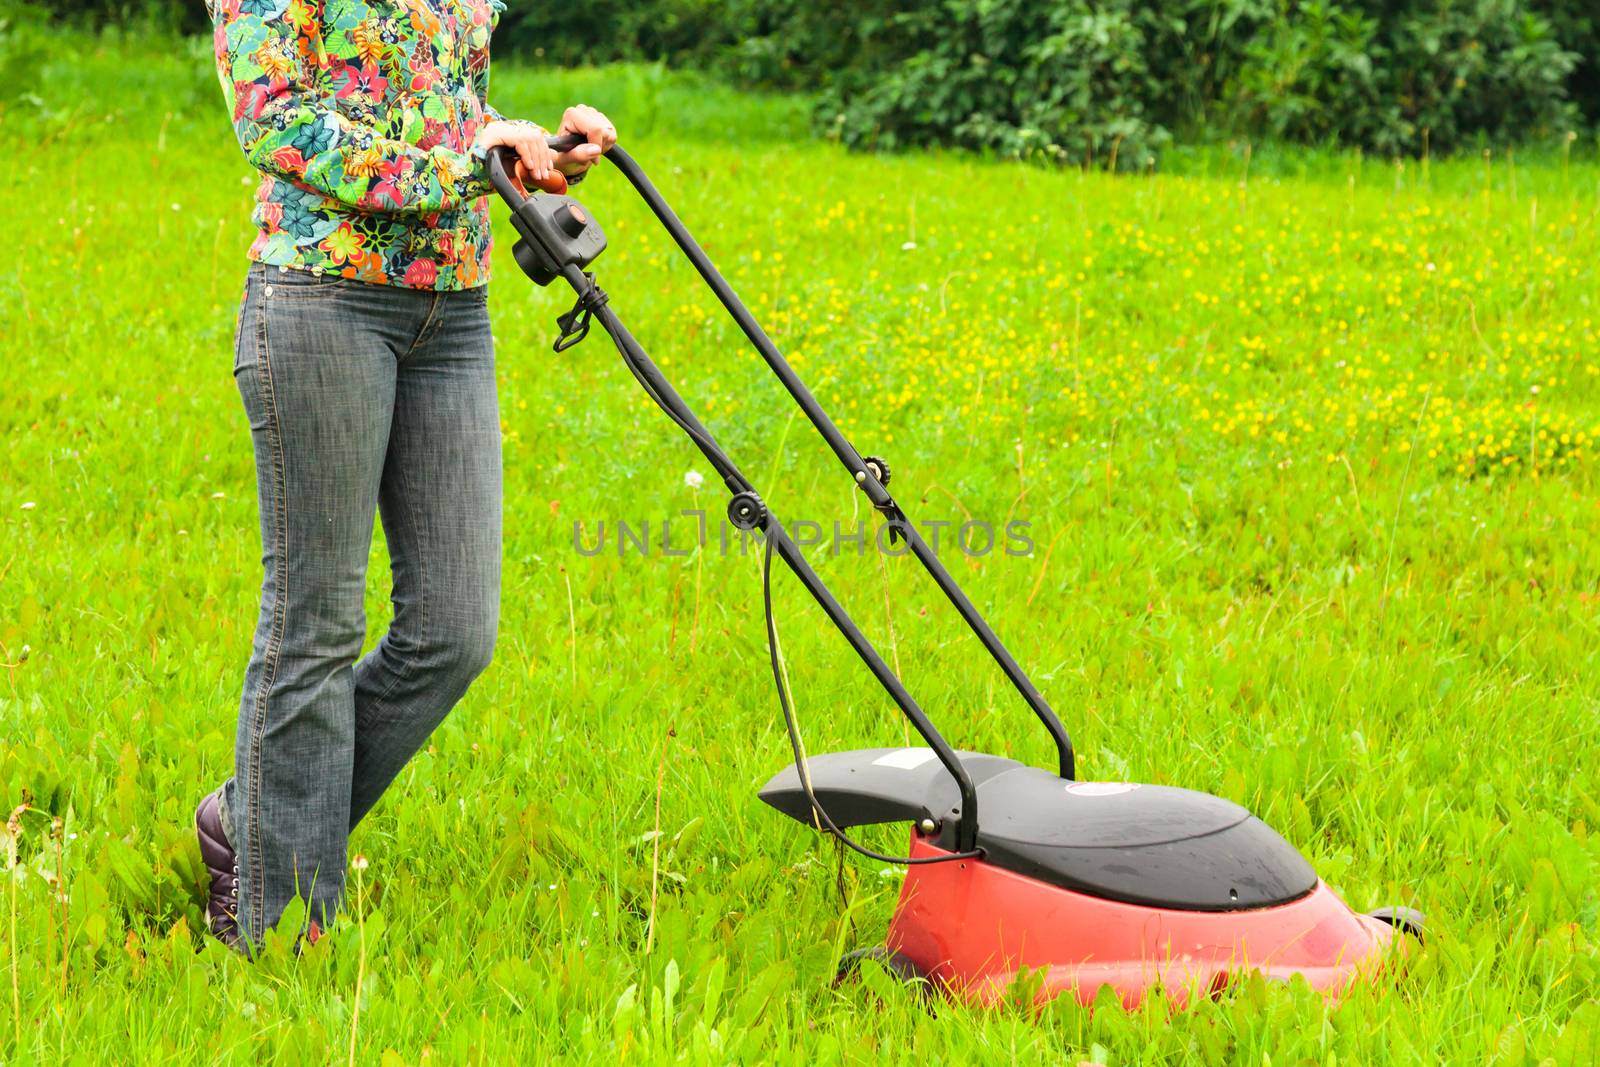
[763,751,1419,1008]
[887,834,1398,1009]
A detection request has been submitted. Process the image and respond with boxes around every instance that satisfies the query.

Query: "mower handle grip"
[543,132,590,153]
[487,136,606,204]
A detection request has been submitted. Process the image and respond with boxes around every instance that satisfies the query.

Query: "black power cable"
[762,533,983,867]
[591,280,982,867]
[596,304,744,488]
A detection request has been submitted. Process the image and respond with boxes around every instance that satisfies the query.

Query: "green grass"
[3,35,1599,1065]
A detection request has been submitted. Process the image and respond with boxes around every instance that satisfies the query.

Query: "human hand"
[475,119,568,195]
[552,104,618,178]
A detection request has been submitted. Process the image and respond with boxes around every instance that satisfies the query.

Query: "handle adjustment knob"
[553,202,589,238]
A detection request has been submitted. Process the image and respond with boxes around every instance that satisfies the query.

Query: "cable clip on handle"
[554,272,608,352]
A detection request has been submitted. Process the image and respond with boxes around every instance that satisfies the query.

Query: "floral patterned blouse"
[208,0,514,290]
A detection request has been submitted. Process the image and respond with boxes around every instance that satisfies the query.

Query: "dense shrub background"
[30,0,1597,164]
[729,0,1586,164]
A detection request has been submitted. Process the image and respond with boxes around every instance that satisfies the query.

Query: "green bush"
[654,0,1584,163]
[1529,1,1598,124]
[41,0,1595,163]
[494,0,729,68]
[808,0,1579,164]
[817,2,1172,167]
[0,4,52,108]
[52,0,204,35]
[1223,0,1579,154]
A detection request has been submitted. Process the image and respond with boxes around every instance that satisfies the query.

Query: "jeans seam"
[247,287,290,944]
[368,304,442,708]
[400,292,445,363]
[363,424,431,723]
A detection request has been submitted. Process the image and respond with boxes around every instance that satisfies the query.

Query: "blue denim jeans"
[220,263,501,945]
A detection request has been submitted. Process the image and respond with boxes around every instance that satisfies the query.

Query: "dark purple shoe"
[195,790,241,948]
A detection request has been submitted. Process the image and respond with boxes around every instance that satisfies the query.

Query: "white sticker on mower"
[872,748,938,770]
[1065,782,1141,797]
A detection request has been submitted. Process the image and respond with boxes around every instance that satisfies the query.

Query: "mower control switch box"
[509,194,607,286]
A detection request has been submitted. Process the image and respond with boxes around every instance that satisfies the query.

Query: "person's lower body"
[207,263,502,948]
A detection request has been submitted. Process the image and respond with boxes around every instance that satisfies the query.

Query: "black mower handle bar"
[543,132,590,153]
[486,137,1079,853]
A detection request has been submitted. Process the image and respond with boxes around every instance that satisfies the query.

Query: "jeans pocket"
[231,285,249,373]
[261,266,369,301]
[233,268,262,378]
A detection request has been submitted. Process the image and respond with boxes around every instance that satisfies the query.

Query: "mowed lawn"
[2,39,1598,1064]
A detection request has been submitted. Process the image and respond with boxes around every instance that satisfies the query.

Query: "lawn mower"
[488,138,1423,1009]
